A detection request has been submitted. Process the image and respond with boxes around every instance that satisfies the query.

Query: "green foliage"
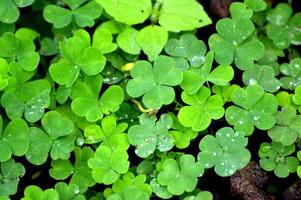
[279,58,301,90]
[198,127,251,176]
[0,0,35,23]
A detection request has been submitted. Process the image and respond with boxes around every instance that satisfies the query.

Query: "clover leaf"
[21,185,59,200]
[128,113,175,158]
[92,27,118,54]
[229,2,253,20]
[117,28,141,55]
[184,191,213,200]
[0,32,40,72]
[259,142,299,178]
[126,55,183,109]
[180,51,234,94]
[267,3,301,49]
[198,127,251,177]
[292,85,301,106]
[297,151,301,178]
[242,64,281,93]
[0,0,35,23]
[157,154,203,195]
[49,35,106,87]
[225,85,278,135]
[84,115,129,150]
[268,107,301,146]
[0,58,9,91]
[88,145,129,185]
[279,58,301,90]
[26,111,75,165]
[158,0,212,32]
[0,118,29,162]
[1,79,51,123]
[50,147,95,192]
[0,159,25,196]
[43,0,102,28]
[150,178,172,199]
[71,85,124,122]
[54,182,85,200]
[244,0,267,12]
[164,34,207,67]
[209,18,264,70]
[178,86,225,131]
[137,25,168,61]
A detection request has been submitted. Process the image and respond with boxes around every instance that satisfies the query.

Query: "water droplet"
[238,120,243,124]
[167,125,171,129]
[213,152,217,156]
[221,162,225,166]
[205,163,210,168]
[248,78,257,85]
[226,133,230,137]
[74,188,80,194]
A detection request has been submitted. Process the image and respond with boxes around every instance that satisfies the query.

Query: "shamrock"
[209,18,264,70]
[49,34,106,87]
[259,142,299,178]
[43,0,102,28]
[25,111,75,165]
[267,3,301,49]
[88,145,129,185]
[49,147,96,192]
[0,159,25,196]
[0,0,35,23]
[164,34,207,68]
[0,32,40,72]
[0,117,29,162]
[54,182,85,200]
[225,85,278,135]
[157,154,204,195]
[1,79,51,123]
[279,58,301,90]
[84,115,129,150]
[21,185,59,200]
[268,107,301,146]
[178,86,225,132]
[198,127,250,177]
[242,64,281,92]
[180,51,234,94]
[128,113,175,158]
[126,55,183,109]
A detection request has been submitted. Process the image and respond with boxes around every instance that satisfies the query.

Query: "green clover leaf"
[26,111,75,165]
[212,84,240,103]
[184,191,213,200]
[292,85,301,105]
[1,79,51,122]
[164,34,207,67]
[268,107,301,146]
[242,64,281,93]
[178,86,225,131]
[198,127,251,177]
[21,185,59,200]
[0,159,25,196]
[259,142,299,178]
[0,58,9,91]
[71,85,124,122]
[279,58,301,90]
[157,154,204,195]
[43,0,102,28]
[158,0,212,32]
[84,115,129,150]
[0,118,29,162]
[50,147,96,192]
[49,36,106,87]
[88,145,129,185]
[0,32,40,71]
[297,151,301,178]
[150,178,172,199]
[225,85,278,135]
[92,27,118,54]
[137,25,168,61]
[244,0,267,12]
[117,28,141,55]
[0,0,35,23]
[126,55,183,109]
[229,2,253,20]
[209,18,264,70]
[54,182,85,200]
[128,113,175,158]
[267,3,301,49]
[180,51,234,94]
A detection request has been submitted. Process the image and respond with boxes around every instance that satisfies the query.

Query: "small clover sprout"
[21,185,59,200]
[126,55,183,109]
[54,182,85,200]
[88,145,129,185]
[279,58,301,90]
[268,107,301,146]
[259,142,299,178]
[26,111,75,165]
[128,113,175,158]
[267,3,301,49]
[0,0,35,23]
[198,127,251,177]
[157,154,204,195]
[178,86,225,131]
[225,85,278,135]
[209,18,264,70]
[0,159,25,196]
[43,0,102,28]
